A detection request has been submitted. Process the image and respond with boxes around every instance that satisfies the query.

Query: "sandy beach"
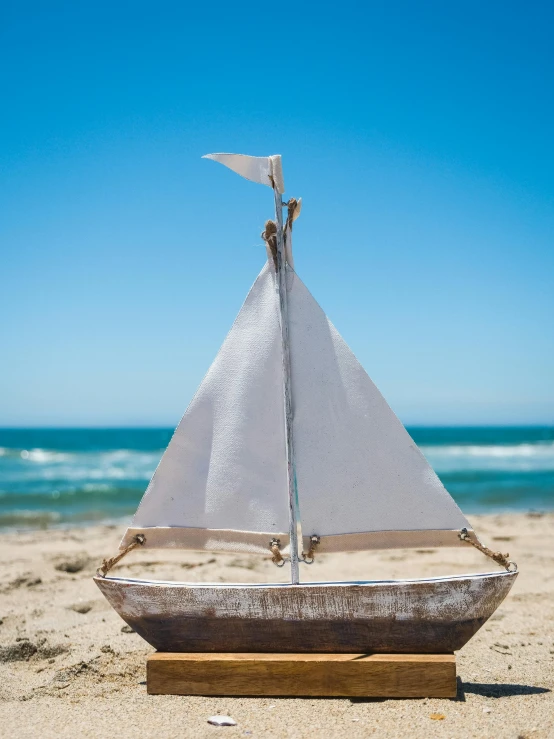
[1,512,552,739]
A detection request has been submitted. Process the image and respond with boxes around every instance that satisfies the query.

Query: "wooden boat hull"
[94,571,516,653]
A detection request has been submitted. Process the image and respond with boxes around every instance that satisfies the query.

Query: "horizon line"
[1,423,553,431]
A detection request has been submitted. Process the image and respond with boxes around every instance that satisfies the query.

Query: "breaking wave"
[421,442,554,473]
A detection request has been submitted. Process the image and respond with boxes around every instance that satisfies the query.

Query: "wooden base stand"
[147,653,457,698]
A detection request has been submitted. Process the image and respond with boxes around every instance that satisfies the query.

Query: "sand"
[0,512,553,739]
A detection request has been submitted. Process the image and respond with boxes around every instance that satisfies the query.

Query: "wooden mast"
[272,179,300,584]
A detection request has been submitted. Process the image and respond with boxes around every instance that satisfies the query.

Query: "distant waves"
[0,433,164,528]
[420,430,554,512]
[0,427,552,529]
[422,441,554,472]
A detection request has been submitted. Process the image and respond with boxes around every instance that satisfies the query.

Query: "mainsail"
[121,264,290,553]
[121,152,475,555]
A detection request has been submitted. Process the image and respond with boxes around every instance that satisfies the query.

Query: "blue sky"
[1,1,553,426]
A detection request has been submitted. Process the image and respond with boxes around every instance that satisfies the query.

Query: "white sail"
[286,268,472,552]
[121,152,474,557]
[121,264,290,553]
[202,153,285,193]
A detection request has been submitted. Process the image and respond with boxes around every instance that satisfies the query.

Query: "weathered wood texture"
[95,571,516,653]
[273,184,299,585]
[146,652,457,698]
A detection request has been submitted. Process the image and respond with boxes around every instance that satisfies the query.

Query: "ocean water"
[0,427,553,530]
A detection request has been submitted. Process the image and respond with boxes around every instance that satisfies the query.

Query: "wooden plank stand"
[147,653,457,698]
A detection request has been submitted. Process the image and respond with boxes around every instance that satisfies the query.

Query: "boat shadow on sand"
[457,679,550,700]
[349,679,550,703]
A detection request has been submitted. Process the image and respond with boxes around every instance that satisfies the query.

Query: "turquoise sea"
[0,427,553,530]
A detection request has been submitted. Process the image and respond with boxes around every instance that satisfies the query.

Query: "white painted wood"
[273,185,300,585]
[96,571,515,621]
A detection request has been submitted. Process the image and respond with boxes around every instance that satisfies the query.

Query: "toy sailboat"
[95,153,517,653]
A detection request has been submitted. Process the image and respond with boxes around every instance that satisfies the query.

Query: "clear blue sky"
[1,1,553,426]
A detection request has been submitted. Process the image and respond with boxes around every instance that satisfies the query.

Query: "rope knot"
[285,198,298,231]
[302,535,320,564]
[269,538,285,567]
[96,532,146,578]
[261,220,278,271]
[491,550,511,568]
[459,528,516,572]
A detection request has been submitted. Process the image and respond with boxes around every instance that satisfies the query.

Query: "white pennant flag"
[203,153,285,193]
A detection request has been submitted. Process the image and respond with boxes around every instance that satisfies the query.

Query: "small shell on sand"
[207,715,237,726]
